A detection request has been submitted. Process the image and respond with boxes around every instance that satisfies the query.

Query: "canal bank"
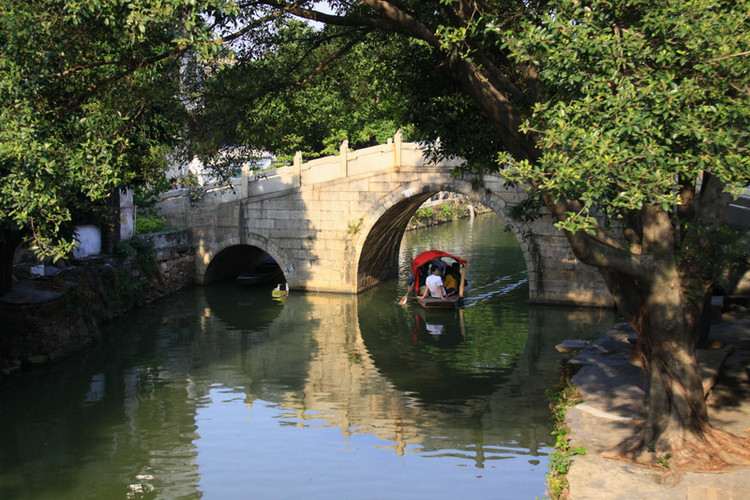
[0,229,194,380]
[561,309,750,499]
[405,195,492,231]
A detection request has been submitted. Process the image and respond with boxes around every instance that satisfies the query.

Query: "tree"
[0,0,230,293]
[192,19,418,164]
[207,0,750,468]
[501,0,750,466]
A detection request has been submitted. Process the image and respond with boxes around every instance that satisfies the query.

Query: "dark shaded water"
[0,214,617,499]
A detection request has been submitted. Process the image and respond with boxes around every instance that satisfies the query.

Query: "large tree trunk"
[562,204,721,464]
[583,212,750,468]
[0,227,21,295]
[639,270,709,453]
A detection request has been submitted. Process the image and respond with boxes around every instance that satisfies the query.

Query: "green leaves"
[0,0,229,260]
[194,21,416,161]
[503,0,750,233]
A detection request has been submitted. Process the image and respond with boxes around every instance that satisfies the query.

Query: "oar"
[399,271,417,306]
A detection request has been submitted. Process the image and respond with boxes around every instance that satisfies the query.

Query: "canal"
[0,213,618,499]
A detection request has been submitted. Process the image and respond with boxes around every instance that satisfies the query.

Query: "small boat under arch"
[405,250,467,309]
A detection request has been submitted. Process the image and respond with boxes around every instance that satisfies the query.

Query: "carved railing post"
[393,129,403,171]
[293,151,302,188]
[340,140,349,178]
[241,163,250,198]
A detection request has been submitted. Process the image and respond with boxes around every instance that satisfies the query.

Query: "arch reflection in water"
[191,288,558,498]
[202,281,284,332]
[0,215,618,499]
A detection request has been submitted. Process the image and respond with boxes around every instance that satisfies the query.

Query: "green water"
[0,214,617,499]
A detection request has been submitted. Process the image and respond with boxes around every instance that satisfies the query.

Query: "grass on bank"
[546,374,587,499]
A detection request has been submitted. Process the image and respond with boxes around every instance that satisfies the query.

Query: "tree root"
[601,426,750,481]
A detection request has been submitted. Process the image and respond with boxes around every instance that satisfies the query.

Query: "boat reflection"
[409,308,467,345]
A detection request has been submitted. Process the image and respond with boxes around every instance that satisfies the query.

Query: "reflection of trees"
[0,282,618,495]
[0,290,205,499]
[361,303,517,403]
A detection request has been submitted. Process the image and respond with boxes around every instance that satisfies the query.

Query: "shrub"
[415,207,433,219]
[546,376,586,499]
[136,214,168,235]
[439,204,456,219]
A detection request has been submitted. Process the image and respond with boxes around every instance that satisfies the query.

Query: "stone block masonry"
[157,139,615,307]
[0,229,195,380]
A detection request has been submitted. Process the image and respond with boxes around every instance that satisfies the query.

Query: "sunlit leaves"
[502,0,750,233]
[0,0,230,260]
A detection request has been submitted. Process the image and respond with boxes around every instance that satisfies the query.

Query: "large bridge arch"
[354,176,537,294]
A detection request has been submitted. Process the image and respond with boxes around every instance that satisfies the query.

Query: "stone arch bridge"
[157,135,612,307]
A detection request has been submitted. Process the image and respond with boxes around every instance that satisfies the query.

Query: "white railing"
[157,133,463,212]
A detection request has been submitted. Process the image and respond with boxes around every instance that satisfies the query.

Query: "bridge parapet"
[160,138,467,215]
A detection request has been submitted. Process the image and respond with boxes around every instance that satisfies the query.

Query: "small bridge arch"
[198,233,293,285]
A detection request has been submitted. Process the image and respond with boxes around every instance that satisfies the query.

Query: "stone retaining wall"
[0,229,194,379]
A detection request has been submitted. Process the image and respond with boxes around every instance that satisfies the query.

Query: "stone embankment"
[0,229,194,380]
[561,309,750,499]
[406,196,492,231]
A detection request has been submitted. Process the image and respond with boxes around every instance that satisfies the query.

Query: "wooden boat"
[415,295,462,309]
[407,250,467,309]
[236,258,283,286]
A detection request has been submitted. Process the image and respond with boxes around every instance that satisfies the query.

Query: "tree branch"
[296,34,363,86]
[540,191,654,282]
[215,10,286,44]
[258,0,434,45]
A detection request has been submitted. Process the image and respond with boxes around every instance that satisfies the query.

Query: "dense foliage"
[503,0,749,232]
[192,19,419,165]
[0,0,229,266]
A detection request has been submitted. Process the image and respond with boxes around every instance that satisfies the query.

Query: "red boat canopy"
[411,250,466,286]
[411,250,466,270]
[408,250,468,300]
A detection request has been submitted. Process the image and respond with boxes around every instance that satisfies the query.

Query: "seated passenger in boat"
[408,263,430,296]
[443,263,460,296]
[421,266,447,300]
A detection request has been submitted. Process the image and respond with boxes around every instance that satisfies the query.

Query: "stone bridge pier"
[157,137,613,307]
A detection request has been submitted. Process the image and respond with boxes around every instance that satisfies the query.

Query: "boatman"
[421,266,447,300]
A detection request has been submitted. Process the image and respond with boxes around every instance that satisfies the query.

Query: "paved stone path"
[564,311,750,500]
